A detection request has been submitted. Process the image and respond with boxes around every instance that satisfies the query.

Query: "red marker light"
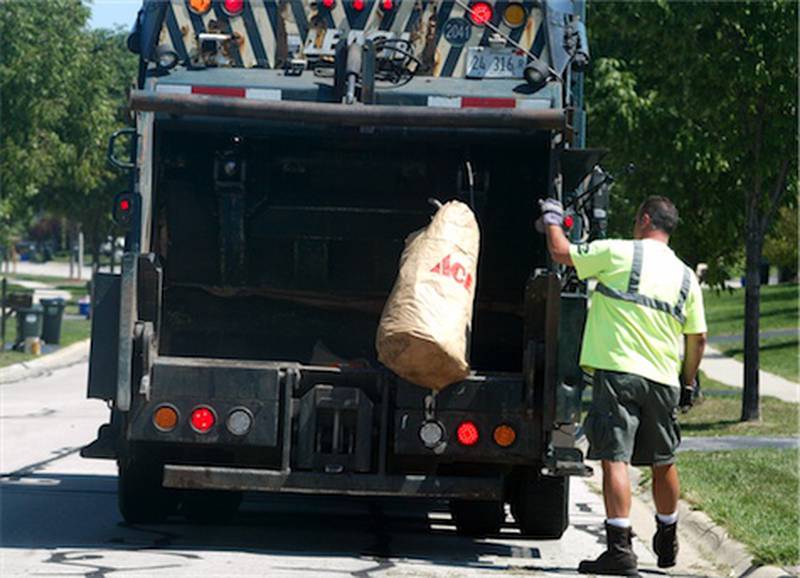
[119,199,131,212]
[223,0,244,15]
[456,421,480,446]
[191,407,215,433]
[381,0,394,10]
[321,0,335,8]
[468,2,493,25]
[353,0,365,11]
[564,215,574,228]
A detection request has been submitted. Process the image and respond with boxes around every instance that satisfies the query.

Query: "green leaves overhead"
[0,0,136,240]
[586,1,798,284]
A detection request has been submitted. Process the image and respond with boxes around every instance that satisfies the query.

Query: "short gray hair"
[637,196,679,234]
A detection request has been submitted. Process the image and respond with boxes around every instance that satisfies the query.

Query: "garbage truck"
[83,0,611,537]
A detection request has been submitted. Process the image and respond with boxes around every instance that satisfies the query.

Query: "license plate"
[465,47,526,79]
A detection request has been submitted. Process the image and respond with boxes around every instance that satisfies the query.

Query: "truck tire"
[180,490,243,524]
[511,474,570,539]
[117,456,178,524]
[449,499,505,537]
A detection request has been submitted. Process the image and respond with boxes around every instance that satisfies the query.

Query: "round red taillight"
[223,0,244,15]
[456,421,479,446]
[381,0,394,10]
[321,0,335,8]
[119,199,131,212]
[564,214,575,228]
[353,0,365,11]
[191,407,216,433]
[468,2,493,26]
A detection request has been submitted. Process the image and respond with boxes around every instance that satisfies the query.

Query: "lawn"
[721,335,799,383]
[678,449,799,566]
[679,373,799,437]
[704,283,798,336]
[704,283,798,381]
[0,311,91,369]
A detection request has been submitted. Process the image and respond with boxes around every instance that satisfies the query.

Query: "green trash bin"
[15,305,44,347]
[40,298,66,345]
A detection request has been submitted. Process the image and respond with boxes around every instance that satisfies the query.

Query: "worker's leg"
[652,463,679,515]
[578,371,641,576]
[603,460,632,519]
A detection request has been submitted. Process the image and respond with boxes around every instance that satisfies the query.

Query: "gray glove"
[535,198,564,232]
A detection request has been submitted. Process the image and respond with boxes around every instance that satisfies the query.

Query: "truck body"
[83,0,607,537]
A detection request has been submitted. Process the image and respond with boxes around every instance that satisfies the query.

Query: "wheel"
[117,454,179,524]
[180,490,243,524]
[511,473,570,539]
[449,499,505,537]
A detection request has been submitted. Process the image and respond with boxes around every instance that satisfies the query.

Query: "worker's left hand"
[534,198,564,233]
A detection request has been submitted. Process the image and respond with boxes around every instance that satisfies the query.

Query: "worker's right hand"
[679,377,702,412]
[534,198,564,232]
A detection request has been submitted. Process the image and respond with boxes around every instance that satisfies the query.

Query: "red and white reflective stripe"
[155,84,281,101]
[426,96,547,109]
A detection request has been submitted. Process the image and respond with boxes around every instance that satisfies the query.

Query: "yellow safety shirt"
[569,238,707,387]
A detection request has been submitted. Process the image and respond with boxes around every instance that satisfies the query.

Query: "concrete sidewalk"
[702,345,799,403]
[1,260,93,280]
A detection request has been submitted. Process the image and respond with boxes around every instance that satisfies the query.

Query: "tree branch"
[760,158,791,233]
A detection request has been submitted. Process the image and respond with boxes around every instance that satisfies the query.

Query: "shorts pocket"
[584,411,613,456]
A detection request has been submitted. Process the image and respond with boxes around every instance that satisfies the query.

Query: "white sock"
[657,511,678,525]
[607,517,632,528]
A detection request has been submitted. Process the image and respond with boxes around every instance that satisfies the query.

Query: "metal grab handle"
[107,128,136,170]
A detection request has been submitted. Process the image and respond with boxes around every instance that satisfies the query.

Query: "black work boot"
[652,517,679,568]
[578,523,639,576]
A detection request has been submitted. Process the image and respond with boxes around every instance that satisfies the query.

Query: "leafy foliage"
[586,1,798,285]
[0,0,136,248]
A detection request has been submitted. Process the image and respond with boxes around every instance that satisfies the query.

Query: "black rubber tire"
[117,456,178,524]
[180,490,243,525]
[511,474,570,539]
[449,499,505,537]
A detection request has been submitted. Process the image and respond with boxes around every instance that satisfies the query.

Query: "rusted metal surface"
[163,464,503,499]
[129,90,567,131]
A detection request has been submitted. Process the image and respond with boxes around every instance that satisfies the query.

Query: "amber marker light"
[153,405,179,432]
[189,0,212,14]
[503,3,527,28]
[493,424,517,447]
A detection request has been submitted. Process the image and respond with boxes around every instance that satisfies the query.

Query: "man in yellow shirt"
[539,196,707,576]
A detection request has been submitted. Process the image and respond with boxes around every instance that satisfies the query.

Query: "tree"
[0,0,136,267]
[586,1,798,421]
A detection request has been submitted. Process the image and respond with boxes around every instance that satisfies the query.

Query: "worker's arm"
[545,224,574,267]
[681,332,707,386]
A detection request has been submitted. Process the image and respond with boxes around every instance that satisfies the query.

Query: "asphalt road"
[0,362,721,577]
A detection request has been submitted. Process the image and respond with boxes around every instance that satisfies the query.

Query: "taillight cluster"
[152,404,253,436]
[189,0,244,16]
[419,420,517,449]
[318,0,394,11]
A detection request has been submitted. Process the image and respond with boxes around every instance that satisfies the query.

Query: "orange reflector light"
[191,407,215,433]
[153,405,178,432]
[189,0,211,14]
[456,421,480,446]
[503,3,527,28]
[468,2,493,26]
[493,424,517,447]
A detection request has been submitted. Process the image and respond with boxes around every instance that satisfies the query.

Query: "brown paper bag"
[376,201,480,390]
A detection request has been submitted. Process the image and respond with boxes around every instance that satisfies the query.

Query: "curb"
[0,339,90,384]
[617,466,797,578]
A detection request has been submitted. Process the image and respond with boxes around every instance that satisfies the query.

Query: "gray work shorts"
[583,369,681,466]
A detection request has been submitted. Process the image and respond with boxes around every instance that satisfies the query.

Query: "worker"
[537,195,707,576]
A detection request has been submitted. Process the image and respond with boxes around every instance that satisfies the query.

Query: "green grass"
[678,449,799,566]
[0,315,90,369]
[721,335,799,383]
[704,283,798,336]
[679,373,800,437]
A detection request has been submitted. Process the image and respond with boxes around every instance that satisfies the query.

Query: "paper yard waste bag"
[376,201,480,390]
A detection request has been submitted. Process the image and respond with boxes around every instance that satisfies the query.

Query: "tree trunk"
[741,214,762,421]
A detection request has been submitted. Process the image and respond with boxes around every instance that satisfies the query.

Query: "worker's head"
[633,196,678,241]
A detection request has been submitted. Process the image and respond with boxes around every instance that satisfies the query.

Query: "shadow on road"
[0,472,539,575]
